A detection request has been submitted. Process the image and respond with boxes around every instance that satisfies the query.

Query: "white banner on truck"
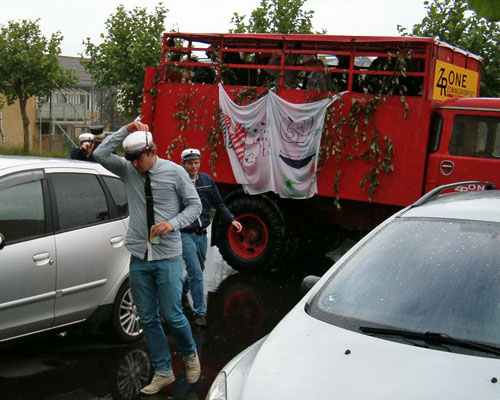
[219,83,338,199]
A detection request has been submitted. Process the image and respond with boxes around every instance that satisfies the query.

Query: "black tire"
[111,281,143,343]
[214,194,286,273]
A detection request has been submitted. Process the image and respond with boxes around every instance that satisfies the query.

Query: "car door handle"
[440,160,454,176]
[110,236,125,248]
[33,252,54,266]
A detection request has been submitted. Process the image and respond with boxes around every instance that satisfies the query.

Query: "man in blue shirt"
[180,148,242,327]
[94,121,202,395]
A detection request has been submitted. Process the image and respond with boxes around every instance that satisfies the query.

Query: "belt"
[181,227,207,235]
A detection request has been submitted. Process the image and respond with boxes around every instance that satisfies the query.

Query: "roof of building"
[58,56,94,88]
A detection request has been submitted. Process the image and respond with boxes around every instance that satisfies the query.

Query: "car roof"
[401,190,500,223]
[0,155,117,177]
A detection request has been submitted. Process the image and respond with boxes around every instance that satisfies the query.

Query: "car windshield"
[311,218,500,348]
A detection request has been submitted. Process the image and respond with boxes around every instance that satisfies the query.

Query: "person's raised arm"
[93,121,149,176]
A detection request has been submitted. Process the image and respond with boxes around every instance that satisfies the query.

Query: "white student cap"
[79,133,94,143]
[181,148,201,161]
[123,131,154,161]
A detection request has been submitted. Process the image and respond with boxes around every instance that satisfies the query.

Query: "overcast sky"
[2,0,428,57]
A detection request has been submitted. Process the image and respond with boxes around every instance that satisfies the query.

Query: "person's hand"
[80,141,93,156]
[125,120,149,133]
[232,220,243,232]
[151,221,174,237]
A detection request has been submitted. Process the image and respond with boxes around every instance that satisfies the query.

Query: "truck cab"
[426,97,500,193]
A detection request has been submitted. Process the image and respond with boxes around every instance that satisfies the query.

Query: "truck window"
[161,34,427,97]
[449,115,500,159]
[428,114,443,153]
[495,125,500,158]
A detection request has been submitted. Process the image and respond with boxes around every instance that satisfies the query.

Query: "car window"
[0,175,46,243]
[310,218,500,348]
[51,173,109,231]
[103,176,128,218]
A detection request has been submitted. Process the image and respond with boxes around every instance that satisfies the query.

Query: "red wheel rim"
[228,213,268,259]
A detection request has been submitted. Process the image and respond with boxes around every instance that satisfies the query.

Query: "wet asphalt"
[0,236,335,400]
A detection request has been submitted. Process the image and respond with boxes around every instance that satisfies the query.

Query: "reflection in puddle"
[0,238,330,399]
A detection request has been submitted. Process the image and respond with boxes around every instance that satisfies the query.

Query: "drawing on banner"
[279,116,317,169]
[219,83,339,199]
[280,116,313,143]
[244,121,270,166]
[221,114,245,161]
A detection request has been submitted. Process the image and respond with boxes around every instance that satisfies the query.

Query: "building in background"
[0,56,122,154]
[0,96,38,149]
[36,56,106,153]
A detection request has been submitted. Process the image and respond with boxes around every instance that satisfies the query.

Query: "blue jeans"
[129,255,196,376]
[181,232,207,317]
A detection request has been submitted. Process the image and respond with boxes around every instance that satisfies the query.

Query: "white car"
[206,181,500,400]
[0,156,142,343]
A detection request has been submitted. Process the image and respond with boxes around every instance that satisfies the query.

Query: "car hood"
[228,301,500,400]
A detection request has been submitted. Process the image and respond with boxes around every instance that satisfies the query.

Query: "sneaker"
[140,374,175,395]
[184,351,201,383]
[194,315,207,327]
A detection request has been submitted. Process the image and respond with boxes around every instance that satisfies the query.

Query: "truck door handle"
[110,236,125,248]
[33,252,53,266]
[440,160,454,176]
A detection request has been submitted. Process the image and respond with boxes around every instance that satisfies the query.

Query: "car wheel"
[111,348,151,398]
[111,281,143,342]
[214,194,286,273]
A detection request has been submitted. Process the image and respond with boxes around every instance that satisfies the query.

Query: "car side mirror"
[301,275,320,295]
[0,233,5,250]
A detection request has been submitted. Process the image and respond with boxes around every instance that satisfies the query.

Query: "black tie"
[144,172,154,239]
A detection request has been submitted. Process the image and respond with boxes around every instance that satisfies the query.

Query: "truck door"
[427,112,500,191]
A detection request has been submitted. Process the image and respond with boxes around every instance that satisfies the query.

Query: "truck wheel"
[215,195,286,273]
[111,281,143,343]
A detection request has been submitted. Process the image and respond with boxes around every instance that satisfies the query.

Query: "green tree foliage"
[468,0,500,21]
[398,0,500,97]
[0,19,76,151]
[82,4,167,118]
[230,0,324,34]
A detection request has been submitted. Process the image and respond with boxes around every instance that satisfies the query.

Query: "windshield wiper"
[359,326,500,356]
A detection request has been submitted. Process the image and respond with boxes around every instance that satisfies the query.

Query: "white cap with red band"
[181,148,201,160]
[123,131,154,154]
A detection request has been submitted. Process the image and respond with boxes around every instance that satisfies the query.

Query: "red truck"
[141,33,500,273]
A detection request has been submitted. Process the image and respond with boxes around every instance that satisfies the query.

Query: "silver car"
[0,156,142,343]
[206,181,500,400]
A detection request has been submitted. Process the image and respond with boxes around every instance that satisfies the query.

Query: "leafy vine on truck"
[141,33,500,273]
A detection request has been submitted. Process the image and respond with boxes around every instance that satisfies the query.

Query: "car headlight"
[205,371,227,400]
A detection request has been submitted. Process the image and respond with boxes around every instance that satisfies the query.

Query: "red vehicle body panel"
[142,33,489,208]
[425,98,500,193]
